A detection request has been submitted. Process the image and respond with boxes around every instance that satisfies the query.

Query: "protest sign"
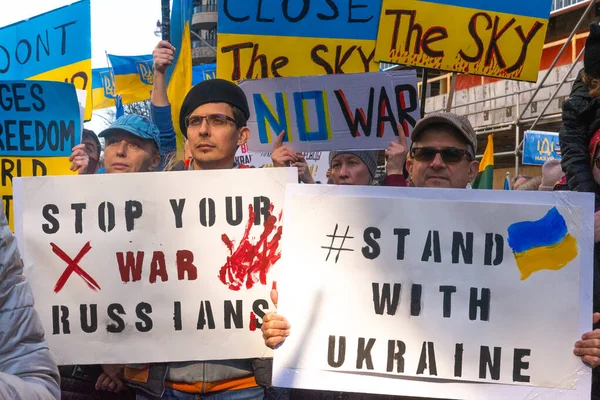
[217,1,381,81]
[14,168,296,365]
[1,80,80,231]
[273,185,593,399]
[235,144,330,183]
[240,71,419,152]
[0,0,92,119]
[523,130,561,165]
[374,0,551,82]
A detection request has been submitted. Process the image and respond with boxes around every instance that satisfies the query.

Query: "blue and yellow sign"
[107,54,154,105]
[523,130,561,165]
[0,0,92,119]
[217,1,381,81]
[91,67,116,110]
[375,0,552,82]
[0,80,80,229]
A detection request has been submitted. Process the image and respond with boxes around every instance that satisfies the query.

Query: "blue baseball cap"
[99,114,161,153]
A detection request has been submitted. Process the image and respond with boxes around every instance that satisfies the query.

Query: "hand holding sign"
[385,123,408,176]
[95,364,125,393]
[69,144,89,174]
[292,155,315,184]
[262,282,291,349]
[271,131,299,167]
[573,312,600,368]
[153,41,175,74]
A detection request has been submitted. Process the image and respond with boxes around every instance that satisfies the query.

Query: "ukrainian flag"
[91,68,116,110]
[107,54,154,105]
[192,63,216,85]
[167,0,194,156]
[507,207,578,280]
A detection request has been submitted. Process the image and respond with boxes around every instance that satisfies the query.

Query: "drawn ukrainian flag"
[507,207,578,280]
[107,54,154,105]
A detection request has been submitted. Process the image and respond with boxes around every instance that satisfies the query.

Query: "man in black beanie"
[123,41,267,400]
[178,78,251,171]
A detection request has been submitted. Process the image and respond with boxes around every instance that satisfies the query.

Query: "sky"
[0,0,162,132]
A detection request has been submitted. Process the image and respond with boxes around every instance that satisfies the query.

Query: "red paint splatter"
[249,311,257,331]
[219,204,282,291]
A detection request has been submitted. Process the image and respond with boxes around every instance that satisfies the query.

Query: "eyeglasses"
[594,157,600,169]
[410,147,473,164]
[185,114,239,129]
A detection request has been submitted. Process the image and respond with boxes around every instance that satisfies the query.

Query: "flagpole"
[161,0,171,42]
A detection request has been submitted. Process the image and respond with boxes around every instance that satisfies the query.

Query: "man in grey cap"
[406,112,479,189]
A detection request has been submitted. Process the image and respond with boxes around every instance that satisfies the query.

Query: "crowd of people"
[5,24,600,399]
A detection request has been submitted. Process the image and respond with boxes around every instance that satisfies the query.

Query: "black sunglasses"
[594,157,600,169]
[410,147,473,164]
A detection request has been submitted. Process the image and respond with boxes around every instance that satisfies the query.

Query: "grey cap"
[329,151,378,177]
[411,112,477,154]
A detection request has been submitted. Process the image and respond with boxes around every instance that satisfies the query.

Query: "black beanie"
[584,23,600,79]
[179,79,250,137]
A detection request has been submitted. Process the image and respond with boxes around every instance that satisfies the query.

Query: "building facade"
[191,0,217,65]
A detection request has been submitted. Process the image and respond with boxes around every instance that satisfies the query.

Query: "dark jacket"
[559,70,600,195]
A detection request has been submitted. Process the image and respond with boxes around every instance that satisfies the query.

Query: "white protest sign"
[15,168,296,365]
[240,71,419,152]
[235,144,330,183]
[274,185,594,399]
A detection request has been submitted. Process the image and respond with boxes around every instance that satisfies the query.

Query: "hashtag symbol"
[321,224,354,263]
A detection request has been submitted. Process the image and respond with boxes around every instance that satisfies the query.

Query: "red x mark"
[51,242,100,293]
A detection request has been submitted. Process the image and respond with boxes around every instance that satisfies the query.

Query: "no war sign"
[240,70,419,152]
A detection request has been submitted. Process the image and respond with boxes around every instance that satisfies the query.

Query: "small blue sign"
[523,130,561,165]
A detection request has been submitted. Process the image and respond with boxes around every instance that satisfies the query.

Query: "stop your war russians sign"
[217,0,381,81]
[0,0,92,119]
[13,168,296,364]
[273,185,594,399]
[374,0,551,82]
[1,80,81,231]
[239,70,419,152]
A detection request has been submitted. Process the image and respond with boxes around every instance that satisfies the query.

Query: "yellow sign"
[374,0,551,82]
[1,157,76,230]
[216,1,382,81]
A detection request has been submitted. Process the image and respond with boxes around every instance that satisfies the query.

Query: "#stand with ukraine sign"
[273,185,593,399]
